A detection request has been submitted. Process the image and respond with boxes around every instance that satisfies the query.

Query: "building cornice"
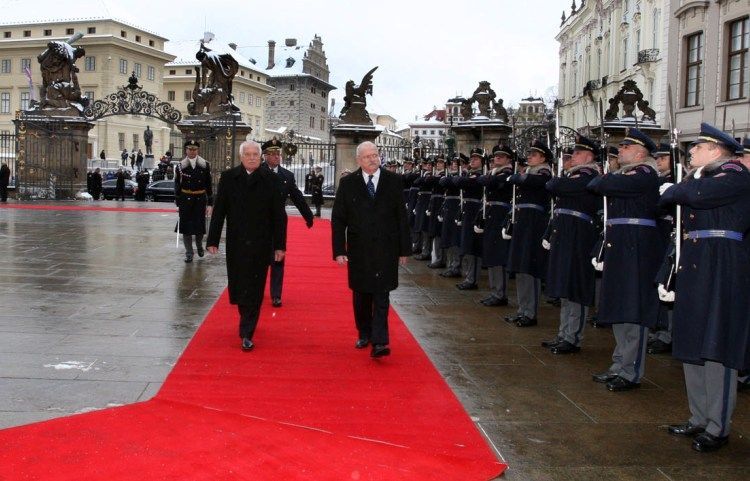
[0,17,168,40]
[674,1,710,18]
[0,35,175,62]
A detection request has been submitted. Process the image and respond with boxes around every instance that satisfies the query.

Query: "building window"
[0,92,9,114]
[311,103,315,109]
[134,63,141,78]
[635,29,641,57]
[23,30,31,37]
[84,56,95,71]
[66,28,74,35]
[118,133,125,151]
[169,69,176,75]
[652,9,660,48]
[85,91,94,102]
[167,91,175,101]
[310,116,315,128]
[685,32,704,107]
[321,106,325,113]
[184,91,191,101]
[290,100,295,106]
[289,83,295,91]
[147,65,155,81]
[0,60,10,74]
[133,134,139,150]
[320,118,325,130]
[727,17,749,100]
[256,98,261,107]
[185,69,192,75]
[21,58,31,71]
[20,92,30,110]
[4,32,11,38]
[270,100,275,107]
[248,94,254,105]
[135,35,141,43]
[256,118,260,127]
[149,40,154,47]
[121,30,127,38]
[240,92,245,103]
[321,91,326,98]
[44,29,51,36]
[311,86,316,94]
[622,37,629,70]
[119,59,128,75]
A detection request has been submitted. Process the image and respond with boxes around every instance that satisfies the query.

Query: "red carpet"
[0,217,506,480]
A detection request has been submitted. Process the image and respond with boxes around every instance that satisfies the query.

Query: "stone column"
[452,119,512,154]
[332,125,380,188]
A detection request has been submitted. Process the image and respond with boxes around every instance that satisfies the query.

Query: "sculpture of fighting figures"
[339,66,378,125]
[460,98,474,120]
[35,34,89,115]
[492,98,509,123]
[471,81,496,117]
[604,79,657,123]
[187,40,240,116]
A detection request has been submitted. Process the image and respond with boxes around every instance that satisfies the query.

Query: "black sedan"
[101,179,137,200]
[145,180,176,202]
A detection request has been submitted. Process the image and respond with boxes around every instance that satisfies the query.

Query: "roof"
[0,13,166,40]
[424,109,446,122]
[165,38,265,76]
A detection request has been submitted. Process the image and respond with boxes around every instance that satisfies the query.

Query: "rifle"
[592,99,609,270]
[474,155,488,234]
[501,121,518,240]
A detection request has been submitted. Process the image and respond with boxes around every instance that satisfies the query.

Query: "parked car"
[101,179,137,199]
[145,180,176,202]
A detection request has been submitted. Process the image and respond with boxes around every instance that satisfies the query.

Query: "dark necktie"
[367,174,375,198]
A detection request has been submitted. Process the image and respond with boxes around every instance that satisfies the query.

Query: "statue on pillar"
[144,125,153,155]
[187,40,240,116]
[34,34,89,115]
[604,79,657,123]
[339,66,378,125]
[470,81,496,117]
[492,98,509,123]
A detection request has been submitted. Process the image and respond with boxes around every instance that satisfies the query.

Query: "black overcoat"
[426,171,446,237]
[266,163,314,223]
[545,164,601,305]
[175,157,213,235]
[660,160,750,370]
[438,174,462,248]
[206,165,287,306]
[587,161,664,326]
[478,166,514,267]
[454,170,484,256]
[331,168,411,293]
[414,173,436,233]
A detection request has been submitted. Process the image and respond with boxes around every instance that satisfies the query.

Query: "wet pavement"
[1,200,749,480]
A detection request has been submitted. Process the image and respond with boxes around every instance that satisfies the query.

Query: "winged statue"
[339,66,379,125]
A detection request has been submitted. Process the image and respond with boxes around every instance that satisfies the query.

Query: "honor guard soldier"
[739,137,750,170]
[384,159,399,173]
[542,135,601,353]
[309,165,325,217]
[453,149,485,290]
[587,128,665,391]
[426,155,448,268]
[400,157,416,205]
[438,155,465,277]
[477,144,514,306]
[660,124,750,452]
[649,143,676,354]
[413,157,435,260]
[505,140,553,326]
[403,158,421,252]
[175,140,213,263]
[261,138,314,307]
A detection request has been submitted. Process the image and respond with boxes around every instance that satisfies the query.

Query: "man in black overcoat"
[0,162,10,202]
[115,167,126,201]
[332,141,411,358]
[261,138,314,307]
[90,168,102,200]
[207,141,287,351]
[175,140,213,263]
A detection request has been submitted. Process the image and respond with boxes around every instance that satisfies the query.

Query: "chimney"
[267,40,276,69]
[228,42,237,50]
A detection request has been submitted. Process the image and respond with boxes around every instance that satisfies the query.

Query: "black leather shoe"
[481,297,508,307]
[440,269,462,278]
[515,316,537,327]
[592,371,618,383]
[241,338,254,351]
[546,297,561,307]
[606,376,641,392]
[427,262,446,269]
[551,340,581,354]
[692,432,729,452]
[184,254,193,263]
[413,254,431,261]
[355,338,369,349]
[371,344,391,358]
[647,339,672,354]
[541,337,562,348]
[456,282,478,290]
[197,247,205,258]
[668,422,705,437]
[504,314,522,323]
[272,298,282,307]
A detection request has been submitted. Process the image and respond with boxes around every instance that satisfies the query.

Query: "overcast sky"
[3,0,563,127]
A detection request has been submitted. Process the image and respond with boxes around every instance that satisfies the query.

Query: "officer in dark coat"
[261,138,314,307]
[135,170,149,201]
[310,166,324,217]
[90,168,102,200]
[542,135,601,354]
[207,141,287,352]
[331,141,411,358]
[587,128,664,391]
[660,124,750,452]
[438,156,464,277]
[115,168,126,201]
[400,157,416,206]
[477,144,514,306]
[453,149,485,290]
[413,157,435,260]
[426,155,447,268]
[175,140,213,263]
[0,162,9,202]
[505,140,553,327]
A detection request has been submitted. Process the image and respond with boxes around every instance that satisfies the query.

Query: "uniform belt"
[659,215,674,222]
[181,189,206,195]
[554,208,593,222]
[684,230,743,241]
[607,217,656,227]
[418,191,431,195]
[444,195,460,200]
[463,198,481,203]
[430,194,445,198]
[516,203,546,212]
[486,201,511,208]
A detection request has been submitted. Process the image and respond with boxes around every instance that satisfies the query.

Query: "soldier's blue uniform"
[587,129,665,390]
[175,140,213,263]
[544,135,601,353]
[453,148,485,289]
[438,158,464,277]
[426,158,447,268]
[506,140,553,326]
[661,124,750,452]
[413,159,436,260]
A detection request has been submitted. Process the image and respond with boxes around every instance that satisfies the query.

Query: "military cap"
[384,159,398,166]
[619,128,657,153]
[743,137,750,155]
[654,143,671,157]
[184,139,200,148]
[562,147,573,158]
[607,146,619,157]
[261,138,283,152]
[528,139,554,161]
[690,123,743,152]
[402,156,414,164]
[492,144,514,158]
[469,147,484,158]
[573,134,600,156]
[434,154,446,163]
[420,156,432,164]
[459,153,470,164]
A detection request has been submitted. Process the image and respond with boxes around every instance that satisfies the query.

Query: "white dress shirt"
[361,168,381,192]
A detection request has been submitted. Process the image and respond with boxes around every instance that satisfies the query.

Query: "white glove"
[591,257,604,271]
[542,239,551,250]
[425,210,431,217]
[659,182,674,196]
[501,228,512,240]
[657,283,675,302]
[412,209,416,215]
[474,225,484,234]
[437,215,443,222]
